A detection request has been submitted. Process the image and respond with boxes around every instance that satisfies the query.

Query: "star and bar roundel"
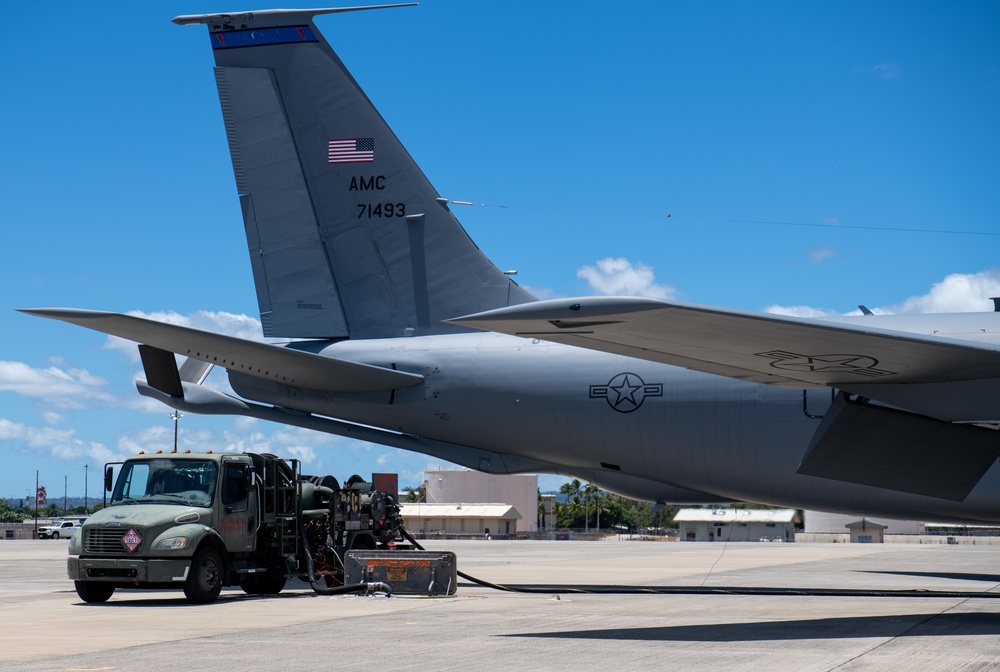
[590,373,663,413]
[755,350,895,377]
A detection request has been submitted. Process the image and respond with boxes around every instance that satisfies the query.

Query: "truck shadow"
[68,587,324,607]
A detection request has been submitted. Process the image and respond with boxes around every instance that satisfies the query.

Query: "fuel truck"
[68,451,403,604]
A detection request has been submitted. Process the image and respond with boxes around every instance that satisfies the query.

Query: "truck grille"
[84,528,144,554]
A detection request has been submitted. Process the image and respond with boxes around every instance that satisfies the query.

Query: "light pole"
[170,411,183,453]
[84,464,88,512]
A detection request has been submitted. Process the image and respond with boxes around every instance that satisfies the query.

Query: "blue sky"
[2,2,999,501]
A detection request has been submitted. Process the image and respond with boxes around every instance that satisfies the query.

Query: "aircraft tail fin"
[175,7,534,339]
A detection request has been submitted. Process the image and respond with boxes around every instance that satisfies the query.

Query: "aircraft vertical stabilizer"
[176,7,534,339]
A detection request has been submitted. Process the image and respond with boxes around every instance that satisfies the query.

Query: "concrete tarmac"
[2,538,1000,671]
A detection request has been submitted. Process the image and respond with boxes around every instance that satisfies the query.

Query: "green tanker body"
[68,451,402,604]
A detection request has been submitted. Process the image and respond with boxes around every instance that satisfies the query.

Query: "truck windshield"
[111,459,217,507]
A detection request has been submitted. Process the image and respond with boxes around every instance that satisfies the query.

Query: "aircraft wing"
[21,308,423,393]
[451,296,1000,417]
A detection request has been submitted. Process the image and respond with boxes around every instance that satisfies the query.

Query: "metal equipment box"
[344,550,457,595]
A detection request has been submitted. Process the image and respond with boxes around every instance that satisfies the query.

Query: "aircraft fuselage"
[228,315,1000,525]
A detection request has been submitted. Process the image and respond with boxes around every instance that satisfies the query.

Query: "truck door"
[218,458,256,552]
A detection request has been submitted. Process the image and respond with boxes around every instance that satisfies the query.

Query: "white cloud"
[520,284,561,300]
[0,418,116,462]
[40,411,65,424]
[1,310,267,417]
[808,247,836,263]
[131,422,368,465]
[286,446,318,463]
[872,63,900,80]
[883,268,1000,314]
[577,257,677,299]
[763,305,843,318]
[2,411,501,497]
[233,416,259,432]
[0,361,115,409]
[765,268,1000,317]
[0,419,26,440]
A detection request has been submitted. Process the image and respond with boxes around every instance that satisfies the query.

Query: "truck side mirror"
[105,466,114,492]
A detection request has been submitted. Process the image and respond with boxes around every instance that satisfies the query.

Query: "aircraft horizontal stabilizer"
[20,309,423,393]
[451,297,1000,396]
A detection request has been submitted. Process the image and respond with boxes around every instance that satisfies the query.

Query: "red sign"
[372,473,398,498]
[35,486,46,507]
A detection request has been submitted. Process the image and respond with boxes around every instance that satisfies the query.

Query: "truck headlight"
[154,537,190,550]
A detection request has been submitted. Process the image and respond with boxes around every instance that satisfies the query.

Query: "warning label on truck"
[122,528,142,553]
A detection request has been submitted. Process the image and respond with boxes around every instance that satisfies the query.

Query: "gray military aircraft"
[23,6,1000,523]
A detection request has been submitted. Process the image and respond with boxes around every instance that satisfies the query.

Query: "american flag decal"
[328,138,374,164]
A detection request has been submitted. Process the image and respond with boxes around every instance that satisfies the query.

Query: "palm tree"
[581,484,599,532]
[404,483,426,503]
[557,479,583,528]
[592,489,603,531]
[561,479,584,528]
[559,479,581,502]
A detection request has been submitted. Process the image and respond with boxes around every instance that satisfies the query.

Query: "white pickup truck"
[38,521,82,539]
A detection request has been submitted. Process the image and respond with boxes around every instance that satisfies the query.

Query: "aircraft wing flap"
[451,297,1000,388]
[798,393,1000,501]
[20,309,423,393]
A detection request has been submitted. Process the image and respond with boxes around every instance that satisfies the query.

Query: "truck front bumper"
[68,556,191,583]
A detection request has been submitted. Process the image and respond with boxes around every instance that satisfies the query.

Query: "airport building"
[674,508,796,542]
[424,469,538,533]
[803,510,924,536]
[399,503,522,537]
[846,518,888,543]
[801,510,1000,542]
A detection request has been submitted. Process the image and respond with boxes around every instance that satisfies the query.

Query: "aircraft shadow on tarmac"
[503,613,1000,642]
[861,570,1000,584]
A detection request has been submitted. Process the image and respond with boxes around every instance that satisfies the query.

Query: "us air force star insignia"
[755,351,895,377]
[590,373,663,413]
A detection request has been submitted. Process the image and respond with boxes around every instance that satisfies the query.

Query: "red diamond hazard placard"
[122,528,142,552]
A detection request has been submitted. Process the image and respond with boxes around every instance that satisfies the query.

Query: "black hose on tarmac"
[399,528,510,591]
[398,529,1000,599]
[300,519,392,596]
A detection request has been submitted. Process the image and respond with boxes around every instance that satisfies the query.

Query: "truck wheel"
[240,574,286,595]
[184,547,224,604]
[75,581,115,603]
